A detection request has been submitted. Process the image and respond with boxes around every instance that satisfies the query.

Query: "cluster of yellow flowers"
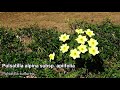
[49,28,99,61]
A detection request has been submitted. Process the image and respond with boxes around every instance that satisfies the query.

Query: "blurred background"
[0,12,120,32]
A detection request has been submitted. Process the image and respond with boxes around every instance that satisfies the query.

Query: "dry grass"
[1,12,120,32]
[20,36,33,53]
[20,36,32,46]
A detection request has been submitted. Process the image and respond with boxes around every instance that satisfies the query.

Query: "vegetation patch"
[0,20,120,78]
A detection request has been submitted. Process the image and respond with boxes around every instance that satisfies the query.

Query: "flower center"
[74,52,77,56]
[92,42,95,45]
[88,32,91,35]
[63,47,66,50]
[92,50,95,53]
[80,38,83,41]
[63,36,66,39]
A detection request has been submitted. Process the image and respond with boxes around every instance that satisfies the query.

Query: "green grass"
[0,19,120,78]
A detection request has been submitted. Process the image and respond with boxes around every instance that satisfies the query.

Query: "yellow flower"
[75,35,88,44]
[60,44,69,53]
[77,45,88,53]
[70,49,81,59]
[88,47,99,56]
[59,33,70,42]
[49,52,55,61]
[85,29,95,37]
[75,29,84,34]
[88,38,98,47]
